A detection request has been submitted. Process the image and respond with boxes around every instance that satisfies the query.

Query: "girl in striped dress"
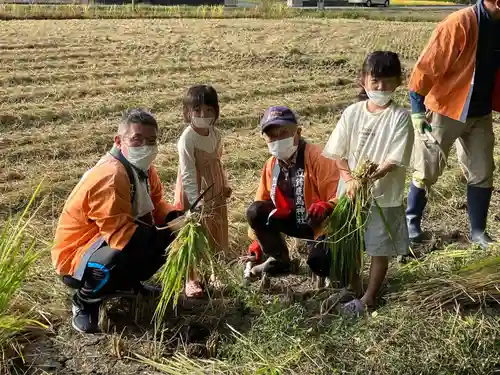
[174,85,231,298]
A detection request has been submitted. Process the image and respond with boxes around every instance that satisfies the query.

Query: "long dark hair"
[182,85,220,123]
[358,51,402,101]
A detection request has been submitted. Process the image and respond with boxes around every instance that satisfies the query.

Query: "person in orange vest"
[52,109,184,333]
[245,106,340,279]
[407,0,500,248]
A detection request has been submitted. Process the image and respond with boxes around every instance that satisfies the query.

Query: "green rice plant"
[324,160,378,287]
[154,212,215,326]
[0,182,47,367]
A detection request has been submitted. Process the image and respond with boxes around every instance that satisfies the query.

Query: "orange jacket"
[52,155,174,276]
[409,6,500,121]
[248,143,340,239]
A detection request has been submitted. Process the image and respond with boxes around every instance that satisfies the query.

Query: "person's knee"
[88,246,123,268]
[467,177,494,188]
[465,165,494,188]
[246,201,274,228]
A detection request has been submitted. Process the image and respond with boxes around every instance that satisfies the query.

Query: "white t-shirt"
[322,101,414,207]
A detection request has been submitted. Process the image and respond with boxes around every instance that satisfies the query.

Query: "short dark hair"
[182,85,220,123]
[119,108,158,134]
[358,51,403,100]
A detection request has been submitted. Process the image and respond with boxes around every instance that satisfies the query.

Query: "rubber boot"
[467,186,495,249]
[406,183,427,243]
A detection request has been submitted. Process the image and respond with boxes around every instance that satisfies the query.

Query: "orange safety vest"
[409,6,500,122]
[249,142,340,240]
[52,153,174,277]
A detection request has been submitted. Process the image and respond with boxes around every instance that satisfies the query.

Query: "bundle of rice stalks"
[154,212,214,325]
[324,160,378,287]
[392,255,500,310]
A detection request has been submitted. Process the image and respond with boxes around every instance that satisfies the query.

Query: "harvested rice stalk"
[392,255,500,310]
[324,160,377,287]
[154,212,214,325]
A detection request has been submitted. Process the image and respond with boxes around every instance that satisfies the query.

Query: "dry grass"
[2,15,500,375]
[0,3,458,22]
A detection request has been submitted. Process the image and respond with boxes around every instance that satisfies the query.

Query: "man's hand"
[346,179,361,200]
[307,201,334,228]
[223,186,232,199]
[411,113,432,135]
[248,240,263,262]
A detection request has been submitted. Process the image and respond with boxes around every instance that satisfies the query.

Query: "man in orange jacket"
[407,0,500,248]
[52,109,184,333]
[246,106,340,279]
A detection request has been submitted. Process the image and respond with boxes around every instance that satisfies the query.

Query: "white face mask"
[268,137,298,161]
[192,116,214,129]
[366,90,394,107]
[123,145,158,171]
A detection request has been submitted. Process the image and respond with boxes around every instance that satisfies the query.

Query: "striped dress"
[174,126,229,256]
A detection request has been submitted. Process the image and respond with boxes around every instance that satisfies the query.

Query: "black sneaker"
[71,295,101,334]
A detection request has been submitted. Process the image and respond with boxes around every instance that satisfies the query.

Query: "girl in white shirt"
[322,51,414,315]
[174,85,231,298]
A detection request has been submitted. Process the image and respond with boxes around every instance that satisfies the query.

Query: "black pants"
[64,213,180,305]
[246,200,331,277]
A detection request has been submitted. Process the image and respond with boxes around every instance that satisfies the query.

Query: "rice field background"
[0,3,459,21]
[1,14,500,375]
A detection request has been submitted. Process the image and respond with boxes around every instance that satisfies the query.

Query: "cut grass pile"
[394,254,500,310]
[1,15,500,375]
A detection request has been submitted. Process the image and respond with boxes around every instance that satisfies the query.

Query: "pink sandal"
[185,280,204,298]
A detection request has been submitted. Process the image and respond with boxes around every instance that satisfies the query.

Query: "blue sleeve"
[409,91,426,114]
